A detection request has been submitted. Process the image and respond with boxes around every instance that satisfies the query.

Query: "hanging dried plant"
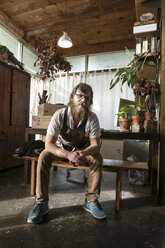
[32,35,72,81]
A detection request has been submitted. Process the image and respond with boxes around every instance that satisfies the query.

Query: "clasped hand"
[68,150,85,166]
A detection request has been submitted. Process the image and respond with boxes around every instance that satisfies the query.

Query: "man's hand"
[67,150,85,166]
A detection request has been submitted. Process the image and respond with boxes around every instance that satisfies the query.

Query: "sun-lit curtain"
[29,72,84,125]
[30,70,134,129]
[86,70,134,129]
[29,76,44,125]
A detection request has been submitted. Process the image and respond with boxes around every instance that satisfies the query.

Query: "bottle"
[151,36,157,53]
[142,37,148,53]
[136,38,141,54]
[157,37,161,53]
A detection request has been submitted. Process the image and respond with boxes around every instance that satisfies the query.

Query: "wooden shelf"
[134,52,159,58]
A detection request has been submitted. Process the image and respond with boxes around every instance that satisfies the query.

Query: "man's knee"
[87,152,103,171]
[38,149,54,168]
[93,152,103,166]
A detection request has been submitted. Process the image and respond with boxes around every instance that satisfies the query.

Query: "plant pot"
[145,112,152,120]
[132,115,143,125]
[118,119,132,132]
[132,115,143,133]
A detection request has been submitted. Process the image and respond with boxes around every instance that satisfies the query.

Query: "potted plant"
[109,47,158,92]
[128,98,147,125]
[116,105,133,132]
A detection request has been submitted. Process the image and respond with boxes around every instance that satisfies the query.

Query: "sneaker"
[27,202,49,224]
[83,199,106,219]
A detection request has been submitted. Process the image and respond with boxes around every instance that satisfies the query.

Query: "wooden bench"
[13,154,148,212]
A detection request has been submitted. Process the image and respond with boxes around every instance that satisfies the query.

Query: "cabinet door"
[0,126,25,170]
[0,63,12,125]
[5,126,25,168]
[0,127,5,170]
[12,69,30,127]
[4,126,17,169]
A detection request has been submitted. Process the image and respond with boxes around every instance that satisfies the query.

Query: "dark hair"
[69,83,93,104]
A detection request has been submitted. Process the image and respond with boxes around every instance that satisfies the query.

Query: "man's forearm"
[82,145,100,156]
[45,143,70,159]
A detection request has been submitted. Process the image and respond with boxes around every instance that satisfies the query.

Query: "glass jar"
[136,38,141,54]
[142,37,148,53]
[151,36,157,53]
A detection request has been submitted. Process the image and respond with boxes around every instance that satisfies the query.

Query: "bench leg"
[115,169,122,212]
[30,161,37,196]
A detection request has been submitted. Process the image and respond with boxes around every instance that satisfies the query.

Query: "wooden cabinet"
[0,61,30,170]
[12,69,30,126]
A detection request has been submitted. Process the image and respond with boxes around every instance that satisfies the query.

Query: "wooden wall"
[159,0,165,205]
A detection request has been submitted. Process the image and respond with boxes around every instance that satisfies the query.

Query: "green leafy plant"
[116,105,134,119]
[116,97,147,119]
[31,35,72,81]
[127,98,147,116]
[110,47,158,92]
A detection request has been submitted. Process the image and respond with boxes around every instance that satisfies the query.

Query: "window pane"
[0,25,18,58]
[88,50,135,71]
[66,56,86,72]
[22,46,38,73]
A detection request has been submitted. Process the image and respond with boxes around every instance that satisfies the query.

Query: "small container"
[142,37,148,53]
[136,38,142,54]
[151,36,157,53]
[157,37,161,53]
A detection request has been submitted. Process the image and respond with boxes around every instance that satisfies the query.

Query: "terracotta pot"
[145,112,152,120]
[132,115,143,125]
[118,119,132,132]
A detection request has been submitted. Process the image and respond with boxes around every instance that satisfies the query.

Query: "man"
[27,83,106,224]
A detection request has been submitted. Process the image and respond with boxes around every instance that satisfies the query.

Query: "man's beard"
[70,101,89,121]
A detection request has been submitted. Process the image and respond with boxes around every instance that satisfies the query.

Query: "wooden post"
[159,0,165,205]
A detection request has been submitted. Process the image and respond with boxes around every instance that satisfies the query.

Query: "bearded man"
[27,83,106,224]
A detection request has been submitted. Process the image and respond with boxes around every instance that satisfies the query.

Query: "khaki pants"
[36,149,103,202]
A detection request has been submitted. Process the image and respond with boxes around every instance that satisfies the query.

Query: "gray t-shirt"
[47,107,101,139]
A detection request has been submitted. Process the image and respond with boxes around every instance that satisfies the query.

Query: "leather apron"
[58,108,90,151]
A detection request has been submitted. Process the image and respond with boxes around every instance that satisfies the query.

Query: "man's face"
[73,90,91,108]
[70,89,91,120]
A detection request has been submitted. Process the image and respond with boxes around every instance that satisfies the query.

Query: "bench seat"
[13,154,148,212]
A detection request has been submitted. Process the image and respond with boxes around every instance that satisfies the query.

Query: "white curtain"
[86,70,134,129]
[30,70,134,129]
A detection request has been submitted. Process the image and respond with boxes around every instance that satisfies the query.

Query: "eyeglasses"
[75,93,90,101]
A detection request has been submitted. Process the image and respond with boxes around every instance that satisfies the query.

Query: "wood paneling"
[0,62,30,170]
[159,0,165,205]
[12,69,30,126]
[0,0,137,56]
[0,126,5,170]
[0,64,12,125]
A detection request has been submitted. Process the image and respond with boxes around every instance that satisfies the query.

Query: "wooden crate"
[32,115,52,129]
[38,103,66,116]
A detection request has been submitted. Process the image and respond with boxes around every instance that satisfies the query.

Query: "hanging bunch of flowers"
[33,35,72,81]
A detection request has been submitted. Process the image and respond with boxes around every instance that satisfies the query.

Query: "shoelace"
[33,203,42,213]
[94,200,103,210]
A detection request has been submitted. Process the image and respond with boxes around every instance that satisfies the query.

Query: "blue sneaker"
[27,202,49,224]
[84,199,106,219]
